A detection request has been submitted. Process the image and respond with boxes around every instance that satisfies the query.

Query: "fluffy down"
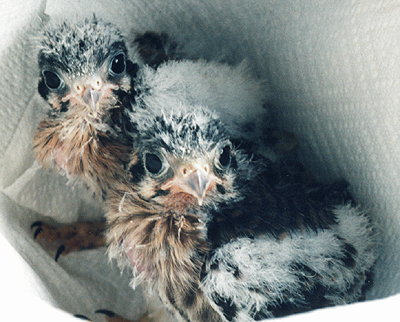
[202,204,375,321]
[134,60,269,142]
[106,105,375,322]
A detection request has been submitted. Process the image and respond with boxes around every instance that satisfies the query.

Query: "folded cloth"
[1,0,400,321]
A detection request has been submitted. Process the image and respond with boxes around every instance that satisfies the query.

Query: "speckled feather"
[106,106,375,322]
[39,19,127,76]
[132,58,269,144]
[34,18,139,198]
[107,108,257,322]
[31,18,269,269]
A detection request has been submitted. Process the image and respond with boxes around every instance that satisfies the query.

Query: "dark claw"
[55,244,66,262]
[33,227,43,239]
[30,221,42,230]
[31,221,43,239]
[95,309,116,317]
[74,314,91,320]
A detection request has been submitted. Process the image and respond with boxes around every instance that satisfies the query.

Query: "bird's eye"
[43,71,63,90]
[217,144,232,168]
[110,53,126,75]
[144,152,164,175]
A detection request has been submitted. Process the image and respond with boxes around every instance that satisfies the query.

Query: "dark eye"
[144,153,164,175]
[110,53,126,75]
[218,145,232,168]
[43,71,63,90]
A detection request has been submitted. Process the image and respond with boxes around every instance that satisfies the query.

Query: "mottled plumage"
[34,17,139,197]
[31,17,145,259]
[33,17,269,205]
[106,106,375,322]
[133,59,268,144]
[32,19,270,260]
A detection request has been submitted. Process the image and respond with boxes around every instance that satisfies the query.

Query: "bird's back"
[202,158,375,321]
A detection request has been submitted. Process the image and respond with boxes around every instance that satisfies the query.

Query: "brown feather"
[33,108,130,198]
[107,182,224,322]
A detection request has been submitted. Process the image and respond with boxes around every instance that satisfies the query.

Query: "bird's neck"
[106,188,224,321]
[33,115,129,197]
[107,187,208,286]
[123,209,209,280]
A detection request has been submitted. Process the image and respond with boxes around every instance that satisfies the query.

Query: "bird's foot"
[31,220,106,261]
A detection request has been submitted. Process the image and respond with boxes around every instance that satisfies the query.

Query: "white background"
[1,0,400,320]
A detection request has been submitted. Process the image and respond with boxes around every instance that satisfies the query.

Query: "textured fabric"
[1,0,400,320]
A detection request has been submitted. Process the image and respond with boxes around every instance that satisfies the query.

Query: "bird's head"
[37,17,139,120]
[125,107,255,215]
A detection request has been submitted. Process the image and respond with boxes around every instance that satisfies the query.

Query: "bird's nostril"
[91,78,102,90]
[94,80,101,89]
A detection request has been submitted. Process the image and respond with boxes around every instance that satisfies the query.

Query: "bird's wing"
[202,204,375,321]
[207,159,352,247]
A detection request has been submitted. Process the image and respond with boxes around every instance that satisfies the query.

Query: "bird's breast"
[34,116,128,196]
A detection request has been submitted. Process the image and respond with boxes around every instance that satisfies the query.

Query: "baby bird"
[31,17,142,257]
[32,18,270,259]
[34,17,139,197]
[106,106,375,322]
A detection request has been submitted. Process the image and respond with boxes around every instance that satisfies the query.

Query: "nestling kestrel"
[105,106,375,321]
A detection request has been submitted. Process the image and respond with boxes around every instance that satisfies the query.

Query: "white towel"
[1,0,399,321]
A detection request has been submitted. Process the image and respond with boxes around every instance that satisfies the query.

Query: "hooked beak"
[61,77,119,114]
[83,87,101,113]
[67,77,117,114]
[161,163,221,205]
[186,169,209,205]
